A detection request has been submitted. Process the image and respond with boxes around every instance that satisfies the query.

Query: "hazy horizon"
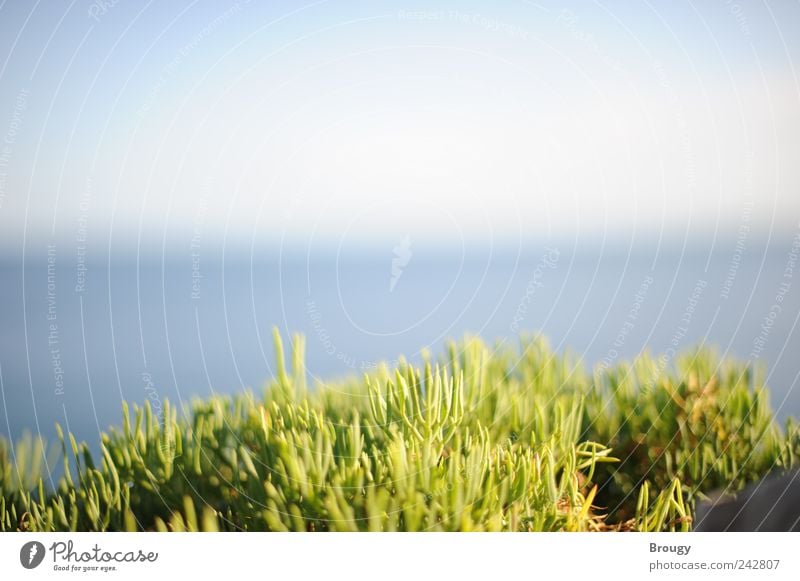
[1,0,799,252]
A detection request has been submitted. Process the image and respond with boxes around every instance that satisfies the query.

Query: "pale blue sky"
[0,0,799,253]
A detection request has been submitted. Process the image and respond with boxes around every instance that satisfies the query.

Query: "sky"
[0,0,799,255]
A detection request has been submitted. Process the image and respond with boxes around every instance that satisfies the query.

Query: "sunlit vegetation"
[2,331,798,531]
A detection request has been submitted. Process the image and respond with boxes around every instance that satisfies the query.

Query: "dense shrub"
[2,332,797,531]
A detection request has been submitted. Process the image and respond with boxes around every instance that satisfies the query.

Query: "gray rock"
[694,470,800,531]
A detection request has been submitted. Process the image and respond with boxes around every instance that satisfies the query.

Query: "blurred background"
[0,1,799,454]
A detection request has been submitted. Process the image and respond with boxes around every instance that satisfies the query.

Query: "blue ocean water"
[1,238,799,450]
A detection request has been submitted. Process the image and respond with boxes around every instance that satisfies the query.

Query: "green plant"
[1,332,797,531]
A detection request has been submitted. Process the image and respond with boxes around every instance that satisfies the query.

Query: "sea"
[1,237,799,452]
